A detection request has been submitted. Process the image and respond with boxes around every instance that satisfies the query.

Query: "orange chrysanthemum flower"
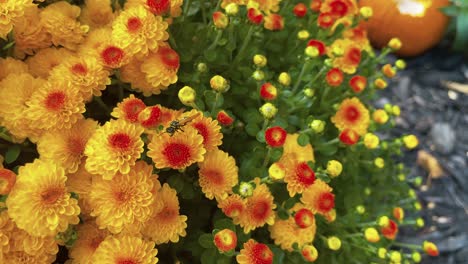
[66,163,94,219]
[265,126,287,147]
[68,221,109,264]
[269,204,316,251]
[142,184,187,244]
[218,194,245,219]
[260,82,278,101]
[328,39,361,74]
[198,148,238,200]
[237,179,276,233]
[0,0,34,40]
[89,161,155,234]
[217,110,234,126]
[320,0,358,19]
[40,1,89,51]
[283,157,316,197]
[0,57,29,80]
[307,39,326,56]
[264,14,284,31]
[236,239,274,264]
[339,128,360,145]
[301,179,335,216]
[37,119,98,174]
[214,229,237,253]
[280,133,315,163]
[138,105,163,130]
[49,56,111,102]
[0,168,16,195]
[301,244,319,262]
[119,57,161,96]
[187,110,223,151]
[91,235,158,264]
[26,47,74,79]
[147,126,206,170]
[331,97,370,135]
[381,219,398,240]
[317,12,334,28]
[85,119,144,180]
[6,159,80,237]
[423,241,439,257]
[112,6,169,58]
[141,46,179,92]
[293,3,308,17]
[26,79,86,132]
[294,208,314,228]
[111,94,147,123]
[325,68,344,87]
[349,75,367,93]
[79,0,116,30]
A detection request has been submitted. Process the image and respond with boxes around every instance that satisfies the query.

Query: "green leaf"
[204,49,218,62]
[167,175,184,193]
[277,208,289,220]
[440,5,459,16]
[198,233,215,249]
[454,11,468,51]
[201,248,217,264]
[284,197,297,210]
[297,133,310,147]
[245,123,260,137]
[214,218,236,231]
[270,147,283,162]
[5,145,20,164]
[270,245,285,264]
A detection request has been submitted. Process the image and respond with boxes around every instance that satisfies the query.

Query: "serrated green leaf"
[198,233,215,249]
[5,145,20,164]
[201,248,217,264]
[297,133,310,146]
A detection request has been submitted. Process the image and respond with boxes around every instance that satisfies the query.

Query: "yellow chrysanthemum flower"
[282,156,316,197]
[236,178,276,233]
[26,47,74,78]
[147,126,206,170]
[236,239,274,264]
[79,0,115,30]
[141,46,179,92]
[3,251,56,264]
[6,159,80,237]
[0,73,44,142]
[142,183,187,244]
[280,133,315,163]
[37,119,98,173]
[89,161,155,234]
[84,119,144,180]
[26,79,86,132]
[66,164,94,219]
[111,94,147,123]
[198,148,238,200]
[91,235,158,264]
[49,55,111,102]
[217,194,245,219]
[328,38,362,74]
[187,110,223,151]
[119,57,161,96]
[40,1,89,51]
[269,204,317,251]
[112,6,168,58]
[301,179,335,216]
[68,221,109,264]
[0,0,34,39]
[0,57,29,80]
[331,97,370,136]
[12,5,52,59]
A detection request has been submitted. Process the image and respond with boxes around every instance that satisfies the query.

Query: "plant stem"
[262,147,272,168]
[231,25,255,68]
[292,60,310,93]
[181,0,192,22]
[93,96,110,113]
[208,30,223,50]
[393,242,422,251]
[211,92,220,116]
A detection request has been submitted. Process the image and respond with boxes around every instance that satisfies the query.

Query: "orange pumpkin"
[359,0,451,57]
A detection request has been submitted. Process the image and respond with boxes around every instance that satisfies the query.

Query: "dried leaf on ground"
[417,150,445,178]
[441,81,468,95]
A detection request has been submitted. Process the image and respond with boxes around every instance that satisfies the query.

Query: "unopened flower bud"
[326,160,342,177]
[225,3,239,15]
[259,103,277,119]
[197,62,208,72]
[297,30,310,40]
[364,227,380,243]
[356,205,365,214]
[305,46,319,58]
[210,75,229,92]
[374,157,384,168]
[416,218,425,227]
[378,216,389,227]
[390,251,402,263]
[213,11,229,29]
[374,78,388,89]
[395,59,406,70]
[304,88,315,97]
[309,120,325,133]
[253,54,267,67]
[359,6,373,18]
[301,245,318,262]
[378,248,387,259]
[423,241,439,257]
[392,105,401,116]
[278,72,291,86]
[363,133,379,149]
[178,86,196,106]
[252,70,265,81]
[388,38,402,50]
[268,162,285,180]
[327,236,341,251]
[402,134,418,149]
[239,182,254,197]
[412,252,422,263]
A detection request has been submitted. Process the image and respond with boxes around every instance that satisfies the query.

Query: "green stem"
[211,92,220,116]
[208,30,223,50]
[262,147,272,168]
[181,0,192,22]
[319,86,331,108]
[308,66,327,86]
[93,96,110,113]
[393,242,422,251]
[315,138,339,150]
[292,60,310,93]
[0,132,13,143]
[201,0,207,24]
[231,25,255,68]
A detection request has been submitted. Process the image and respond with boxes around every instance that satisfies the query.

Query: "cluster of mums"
[0,0,439,263]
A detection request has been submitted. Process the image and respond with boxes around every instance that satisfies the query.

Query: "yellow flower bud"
[359,6,373,18]
[378,216,389,227]
[259,103,277,119]
[416,218,424,227]
[252,70,265,81]
[364,188,371,196]
[402,134,418,149]
[326,160,342,178]
[225,3,239,15]
[373,109,389,124]
[210,75,229,92]
[364,227,380,243]
[327,236,341,251]
[414,202,422,211]
[178,86,196,106]
[253,54,267,67]
[197,62,208,72]
[390,251,402,263]
[332,45,344,56]
[395,59,406,70]
[213,11,229,29]
[382,64,396,78]
[388,38,402,50]
[239,182,254,197]
[363,133,379,149]
[398,173,406,181]
[374,157,384,168]
[268,162,285,180]
[392,105,401,116]
[305,46,319,58]
[378,248,387,259]
[374,78,388,89]
[309,120,325,133]
[412,252,422,263]
[356,205,365,214]
[278,72,291,86]
[297,30,310,40]
[304,88,315,97]
[408,189,416,198]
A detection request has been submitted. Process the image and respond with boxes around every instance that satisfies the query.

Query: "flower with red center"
[146,0,171,15]
[237,178,276,233]
[280,134,315,163]
[6,159,80,237]
[293,3,307,17]
[91,235,158,264]
[142,184,188,244]
[217,110,234,126]
[101,45,126,68]
[264,14,284,31]
[37,118,98,174]
[247,8,263,25]
[393,207,404,222]
[112,6,169,58]
[214,229,237,253]
[331,97,370,135]
[329,0,348,17]
[423,241,439,257]
[85,119,144,180]
[325,68,344,87]
[186,110,223,151]
[68,221,109,264]
[349,75,367,93]
[302,245,318,262]
[307,39,326,56]
[381,219,398,240]
[320,0,357,19]
[237,239,274,264]
[317,12,334,28]
[294,208,314,228]
[0,168,16,195]
[111,94,147,123]
[265,126,287,147]
[260,82,278,101]
[301,179,335,216]
[339,129,360,145]
[218,194,245,219]
[310,0,322,12]
[213,11,229,29]
[147,126,206,170]
[198,149,238,200]
[283,158,316,197]
[327,39,364,74]
[141,46,179,92]
[138,105,163,129]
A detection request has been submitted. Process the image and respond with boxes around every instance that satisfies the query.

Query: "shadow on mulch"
[377,41,468,264]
